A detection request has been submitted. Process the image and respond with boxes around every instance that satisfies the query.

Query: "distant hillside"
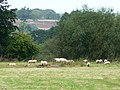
[16,7,61,21]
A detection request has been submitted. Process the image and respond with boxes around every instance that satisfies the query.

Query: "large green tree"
[0,0,17,57]
[48,6,120,60]
[7,32,39,60]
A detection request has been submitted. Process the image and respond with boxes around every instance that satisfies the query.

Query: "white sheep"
[83,59,88,63]
[41,61,48,66]
[96,59,103,64]
[104,59,110,64]
[104,61,110,64]
[66,60,74,64]
[28,60,37,63]
[86,62,90,67]
[96,59,100,63]
[104,59,108,62]
[67,60,74,63]
[54,58,68,63]
[8,63,16,66]
[60,58,68,63]
[54,58,61,62]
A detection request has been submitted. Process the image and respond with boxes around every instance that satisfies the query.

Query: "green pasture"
[0,62,120,90]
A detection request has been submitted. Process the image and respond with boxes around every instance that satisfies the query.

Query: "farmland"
[0,62,120,90]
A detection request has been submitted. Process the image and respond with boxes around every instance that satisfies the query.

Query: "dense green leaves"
[7,32,39,60]
[0,0,18,57]
[31,26,58,44]
[47,6,120,60]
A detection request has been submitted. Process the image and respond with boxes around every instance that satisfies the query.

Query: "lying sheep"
[104,59,110,64]
[28,60,37,63]
[104,61,110,64]
[8,63,16,66]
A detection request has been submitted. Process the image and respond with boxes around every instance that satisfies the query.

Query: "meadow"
[0,62,120,90]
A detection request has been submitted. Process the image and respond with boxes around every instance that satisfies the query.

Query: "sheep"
[86,62,90,67]
[28,60,37,63]
[66,60,74,64]
[67,60,74,63]
[104,61,110,64]
[41,61,48,66]
[96,59,103,64]
[96,59,100,64]
[54,58,68,63]
[104,59,110,64]
[104,59,108,62]
[60,58,68,63]
[54,58,61,62]
[99,59,103,63]
[83,59,88,63]
[8,63,16,66]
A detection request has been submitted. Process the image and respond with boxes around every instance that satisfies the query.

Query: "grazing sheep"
[41,61,48,66]
[67,60,74,63]
[96,59,100,64]
[54,58,68,63]
[96,59,103,64]
[66,60,74,64]
[104,59,108,62]
[83,59,88,63]
[54,58,61,62]
[86,62,90,67]
[28,60,37,63]
[8,63,16,66]
[60,58,68,63]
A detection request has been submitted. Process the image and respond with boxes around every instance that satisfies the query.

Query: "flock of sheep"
[83,59,111,67]
[7,58,111,67]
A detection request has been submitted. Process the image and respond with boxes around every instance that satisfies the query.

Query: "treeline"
[39,6,120,61]
[16,7,61,20]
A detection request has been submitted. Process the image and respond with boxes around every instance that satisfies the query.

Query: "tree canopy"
[0,0,18,57]
[16,8,61,20]
[42,6,120,61]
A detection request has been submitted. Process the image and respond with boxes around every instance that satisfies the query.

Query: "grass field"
[0,62,120,90]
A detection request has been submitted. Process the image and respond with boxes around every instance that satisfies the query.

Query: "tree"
[16,7,31,21]
[49,6,120,60]
[31,26,58,44]
[19,22,38,33]
[0,0,17,57]
[7,32,39,60]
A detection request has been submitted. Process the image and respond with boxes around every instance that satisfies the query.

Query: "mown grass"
[0,62,120,90]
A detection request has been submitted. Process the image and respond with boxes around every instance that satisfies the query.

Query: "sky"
[8,0,120,13]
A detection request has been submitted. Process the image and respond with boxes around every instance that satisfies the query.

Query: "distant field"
[0,62,120,90]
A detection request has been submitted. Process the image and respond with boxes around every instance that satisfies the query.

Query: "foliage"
[16,7,31,21]
[31,26,58,44]
[19,21,38,33]
[16,8,61,20]
[7,32,39,60]
[46,6,120,60]
[0,0,18,57]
